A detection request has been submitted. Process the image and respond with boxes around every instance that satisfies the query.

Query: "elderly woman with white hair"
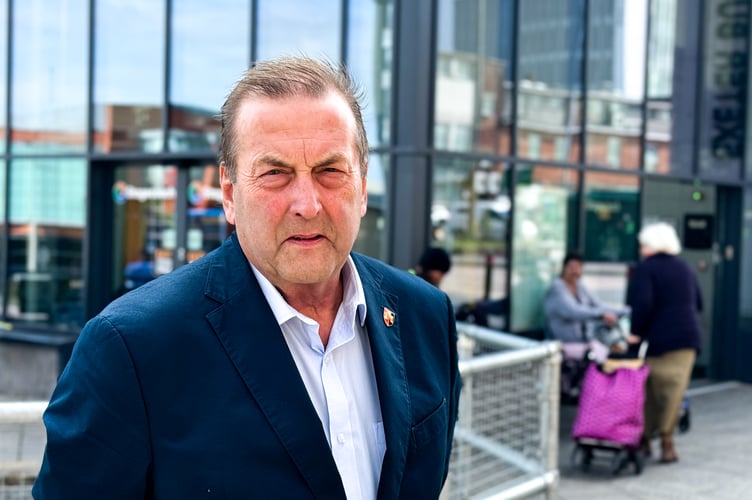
[627,222,702,464]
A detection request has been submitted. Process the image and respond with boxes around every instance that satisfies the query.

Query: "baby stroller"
[570,341,650,475]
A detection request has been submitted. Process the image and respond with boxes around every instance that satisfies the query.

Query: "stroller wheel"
[678,409,691,433]
[633,450,644,475]
[571,444,592,472]
[611,449,629,475]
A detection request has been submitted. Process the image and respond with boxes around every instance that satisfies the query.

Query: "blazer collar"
[352,254,411,500]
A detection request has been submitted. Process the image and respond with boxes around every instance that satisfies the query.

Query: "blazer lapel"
[204,236,346,499]
[355,257,411,499]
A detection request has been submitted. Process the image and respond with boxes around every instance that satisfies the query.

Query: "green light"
[692,190,704,201]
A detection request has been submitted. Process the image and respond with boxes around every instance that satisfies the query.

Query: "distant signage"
[700,0,750,174]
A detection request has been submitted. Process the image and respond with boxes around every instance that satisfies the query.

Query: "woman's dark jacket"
[627,253,703,357]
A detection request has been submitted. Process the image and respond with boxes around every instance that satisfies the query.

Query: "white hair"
[638,222,681,256]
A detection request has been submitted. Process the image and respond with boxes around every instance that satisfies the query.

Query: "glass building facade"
[1,0,751,382]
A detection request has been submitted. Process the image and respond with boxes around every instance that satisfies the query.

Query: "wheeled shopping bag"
[570,357,650,475]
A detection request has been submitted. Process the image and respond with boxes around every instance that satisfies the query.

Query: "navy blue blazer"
[34,234,461,499]
[627,253,702,357]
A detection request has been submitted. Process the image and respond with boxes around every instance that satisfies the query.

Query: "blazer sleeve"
[33,315,151,499]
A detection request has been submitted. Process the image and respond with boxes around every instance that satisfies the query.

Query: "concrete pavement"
[555,380,752,500]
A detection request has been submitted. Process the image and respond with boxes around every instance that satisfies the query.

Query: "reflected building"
[0,0,751,389]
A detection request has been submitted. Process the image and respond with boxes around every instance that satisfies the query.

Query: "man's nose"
[289,174,322,218]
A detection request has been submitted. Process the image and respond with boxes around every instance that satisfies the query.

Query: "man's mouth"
[289,234,324,242]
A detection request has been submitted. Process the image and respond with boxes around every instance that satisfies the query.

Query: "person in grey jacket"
[544,251,629,353]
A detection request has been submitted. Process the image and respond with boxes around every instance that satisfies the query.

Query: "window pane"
[740,188,752,317]
[94,0,166,153]
[511,165,579,333]
[7,159,86,329]
[0,0,6,153]
[187,164,230,260]
[433,157,510,324]
[585,0,646,169]
[435,0,514,154]
[517,1,584,162]
[11,0,88,154]
[645,0,678,174]
[583,172,639,263]
[112,165,176,296]
[347,0,394,147]
[0,161,5,315]
[353,153,388,260]
[256,0,341,61]
[169,0,249,152]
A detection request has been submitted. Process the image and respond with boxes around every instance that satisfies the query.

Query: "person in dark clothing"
[627,222,702,464]
[413,247,452,288]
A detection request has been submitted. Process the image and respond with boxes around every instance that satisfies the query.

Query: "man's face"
[220,91,367,292]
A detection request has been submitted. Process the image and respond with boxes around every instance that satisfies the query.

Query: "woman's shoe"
[660,433,678,463]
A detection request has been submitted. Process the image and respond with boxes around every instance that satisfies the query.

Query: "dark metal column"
[386,0,437,270]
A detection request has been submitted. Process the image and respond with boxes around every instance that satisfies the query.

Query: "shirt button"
[337,433,346,444]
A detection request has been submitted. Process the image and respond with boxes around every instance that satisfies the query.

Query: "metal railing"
[0,323,562,500]
[0,401,46,499]
[443,322,561,500]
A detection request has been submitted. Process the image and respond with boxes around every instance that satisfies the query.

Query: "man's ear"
[219,162,236,225]
[360,177,368,217]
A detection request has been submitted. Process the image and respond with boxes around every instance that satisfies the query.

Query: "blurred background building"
[0,0,751,395]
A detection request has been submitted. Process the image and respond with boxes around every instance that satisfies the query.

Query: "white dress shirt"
[251,257,385,500]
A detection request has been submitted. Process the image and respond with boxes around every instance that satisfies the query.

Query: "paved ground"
[555,380,752,500]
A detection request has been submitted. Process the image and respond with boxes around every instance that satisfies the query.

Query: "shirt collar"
[250,256,367,327]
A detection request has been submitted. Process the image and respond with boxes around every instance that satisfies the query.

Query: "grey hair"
[218,55,369,181]
[638,222,682,256]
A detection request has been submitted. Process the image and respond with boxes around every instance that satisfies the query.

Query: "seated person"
[544,251,629,362]
[412,247,452,288]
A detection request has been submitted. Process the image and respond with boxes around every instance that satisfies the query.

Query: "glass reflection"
[353,153,387,260]
[0,0,6,153]
[511,165,579,333]
[187,164,229,260]
[11,0,88,154]
[433,157,509,324]
[169,0,250,152]
[93,0,166,153]
[112,165,177,296]
[579,171,638,309]
[347,0,394,147]
[740,188,752,317]
[6,159,86,329]
[645,0,677,174]
[0,161,5,315]
[435,0,514,154]
[256,0,341,61]
[517,1,584,162]
[585,0,646,169]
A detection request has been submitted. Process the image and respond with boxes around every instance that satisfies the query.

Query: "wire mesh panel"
[444,324,560,500]
[0,402,46,500]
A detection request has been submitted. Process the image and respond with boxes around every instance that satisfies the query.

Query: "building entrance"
[87,161,229,317]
